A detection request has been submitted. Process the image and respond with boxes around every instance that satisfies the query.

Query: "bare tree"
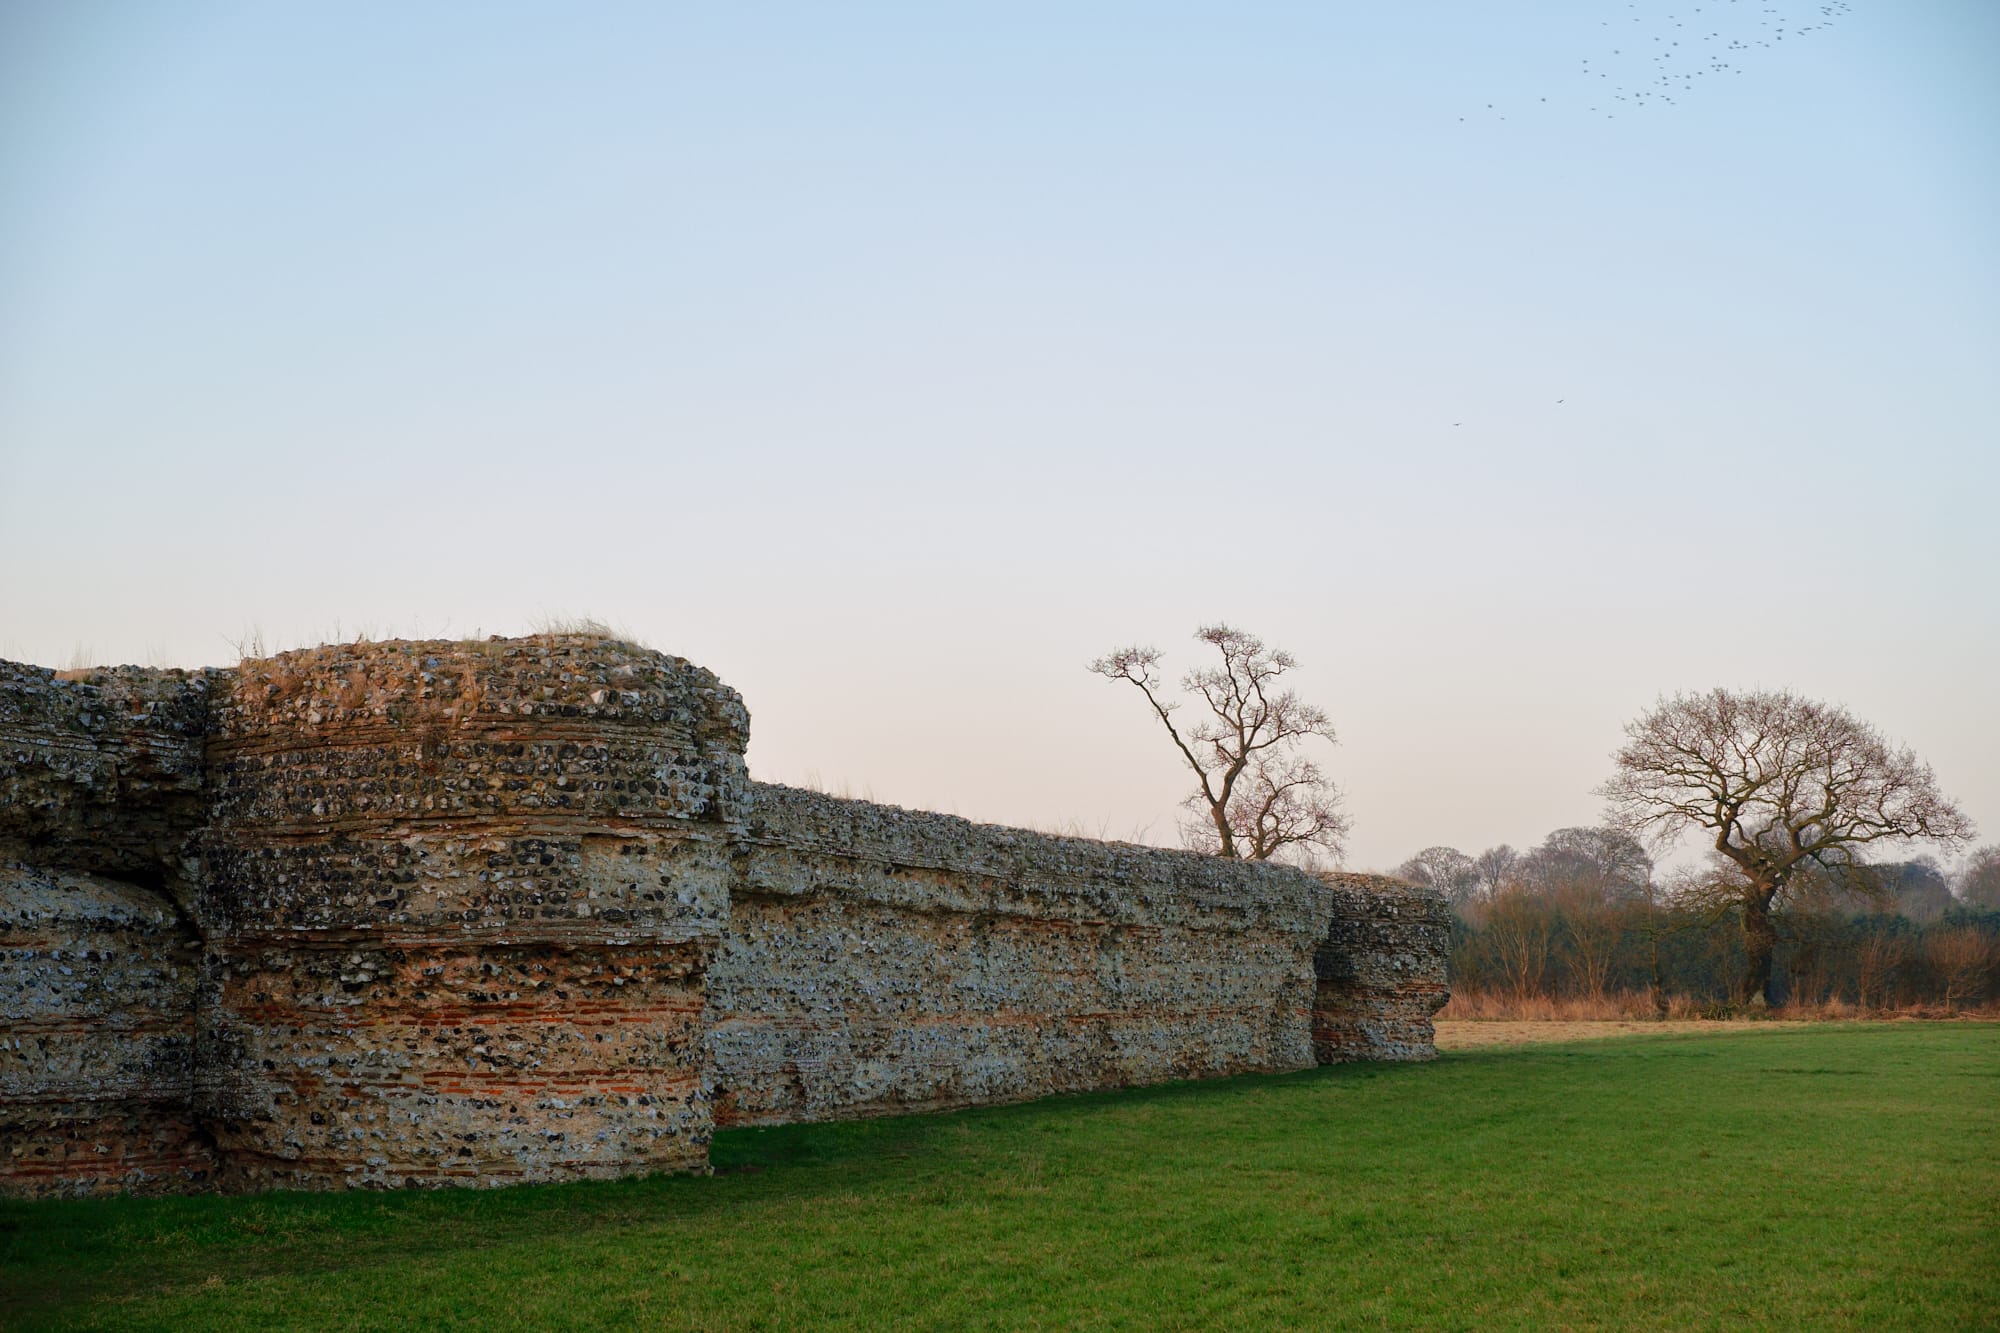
[1504,827,1652,1002]
[1926,928,1994,1010]
[1602,688,1975,1006]
[1090,625,1348,862]
[1553,882,1624,1001]
[1855,933,1905,1011]
[1638,861,1674,1016]
[1957,845,2000,910]
[1781,905,1848,1007]
[1519,827,1653,903]
[1397,846,1479,908]
[1471,844,1519,902]
[1483,888,1557,1002]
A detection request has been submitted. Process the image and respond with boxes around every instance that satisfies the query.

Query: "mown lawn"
[3,1024,1995,1330]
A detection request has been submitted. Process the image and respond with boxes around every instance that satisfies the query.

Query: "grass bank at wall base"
[3,1023,1995,1329]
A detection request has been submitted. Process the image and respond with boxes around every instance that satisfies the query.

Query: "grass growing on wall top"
[4,1024,1995,1330]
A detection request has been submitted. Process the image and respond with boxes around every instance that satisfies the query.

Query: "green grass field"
[4,1024,1995,1330]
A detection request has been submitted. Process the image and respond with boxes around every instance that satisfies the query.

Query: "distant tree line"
[1399,833,2000,1012]
[1086,635,1991,1012]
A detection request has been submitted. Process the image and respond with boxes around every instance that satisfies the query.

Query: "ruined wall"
[0,635,1448,1198]
[0,660,212,899]
[707,784,1326,1125]
[1,663,215,1197]
[0,864,211,1196]
[195,638,747,1189]
[1311,875,1451,1063]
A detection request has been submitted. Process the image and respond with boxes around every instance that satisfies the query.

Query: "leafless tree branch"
[1600,687,1974,1004]
[1093,624,1345,864]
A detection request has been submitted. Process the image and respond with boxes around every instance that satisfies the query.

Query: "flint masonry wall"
[1,864,211,1194]
[709,784,1328,1125]
[195,638,747,1190]
[1312,875,1452,1063]
[1,636,1448,1198]
[2,661,216,1194]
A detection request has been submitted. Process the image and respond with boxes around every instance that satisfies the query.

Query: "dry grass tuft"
[1441,987,2000,1024]
[1440,990,1662,1022]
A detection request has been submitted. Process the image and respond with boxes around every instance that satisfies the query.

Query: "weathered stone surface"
[1312,874,1452,1063]
[0,661,212,903]
[708,785,1322,1124]
[197,939,710,1190]
[194,637,742,1189]
[0,863,212,1197]
[0,634,1448,1197]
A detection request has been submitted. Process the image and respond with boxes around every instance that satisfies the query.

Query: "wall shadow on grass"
[0,1059,1412,1321]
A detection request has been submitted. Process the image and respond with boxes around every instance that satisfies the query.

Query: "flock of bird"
[1463,0,1855,122]
[1443,2,1854,426]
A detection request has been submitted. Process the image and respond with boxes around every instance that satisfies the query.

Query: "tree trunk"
[1739,891,1779,1008]
[1210,804,1235,858]
[1646,883,1668,1017]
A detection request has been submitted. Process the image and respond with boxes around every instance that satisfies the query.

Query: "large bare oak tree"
[1601,688,1974,1006]
[1090,624,1349,863]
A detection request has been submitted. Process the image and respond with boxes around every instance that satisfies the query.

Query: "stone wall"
[708,784,1328,1125]
[194,637,747,1190]
[0,864,211,1196]
[1,662,215,1196]
[1312,875,1452,1063]
[0,660,212,900]
[0,635,1447,1197]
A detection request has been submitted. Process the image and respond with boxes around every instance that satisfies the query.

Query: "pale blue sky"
[2,1,1994,869]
